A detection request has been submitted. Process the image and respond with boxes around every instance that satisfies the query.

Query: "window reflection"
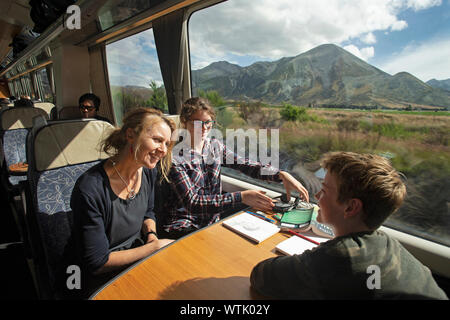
[98,0,160,31]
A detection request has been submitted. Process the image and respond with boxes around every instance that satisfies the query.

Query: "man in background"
[78,93,111,123]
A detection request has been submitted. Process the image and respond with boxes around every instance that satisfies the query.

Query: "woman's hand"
[279,171,309,202]
[241,190,274,212]
[94,238,174,275]
[153,238,175,250]
[146,234,174,249]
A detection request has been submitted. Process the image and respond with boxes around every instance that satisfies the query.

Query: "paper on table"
[276,234,329,256]
[222,212,280,243]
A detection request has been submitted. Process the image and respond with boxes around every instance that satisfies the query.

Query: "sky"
[106,0,450,87]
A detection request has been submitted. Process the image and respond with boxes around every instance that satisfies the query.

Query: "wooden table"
[8,162,28,173]
[91,211,293,300]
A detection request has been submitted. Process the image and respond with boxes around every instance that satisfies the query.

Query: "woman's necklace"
[110,160,137,200]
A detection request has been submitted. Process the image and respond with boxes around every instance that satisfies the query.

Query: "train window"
[105,28,167,125]
[13,79,24,97]
[189,0,450,246]
[29,47,51,67]
[20,74,33,98]
[34,67,54,103]
[7,81,14,97]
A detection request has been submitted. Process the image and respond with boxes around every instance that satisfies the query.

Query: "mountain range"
[426,78,450,92]
[192,44,450,110]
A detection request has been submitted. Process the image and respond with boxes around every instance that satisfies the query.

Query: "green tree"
[148,81,168,112]
[198,89,225,107]
[280,103,306,121]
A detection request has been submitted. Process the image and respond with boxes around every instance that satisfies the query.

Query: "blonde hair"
[179,97,216,128]
[102,107,176,181]
[321,151,407,229]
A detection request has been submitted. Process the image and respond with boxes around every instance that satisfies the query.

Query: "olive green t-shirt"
[250,230,448,299]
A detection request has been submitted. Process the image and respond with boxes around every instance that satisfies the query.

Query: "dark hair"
[79,93,100,111]
[321,151,407,229]
[14,98,34,108]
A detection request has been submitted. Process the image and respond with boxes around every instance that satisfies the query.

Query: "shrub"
[280,104,306,121]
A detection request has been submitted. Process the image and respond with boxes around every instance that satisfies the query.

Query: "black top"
[71,160,157,274]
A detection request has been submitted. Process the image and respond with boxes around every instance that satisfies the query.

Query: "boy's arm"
[250,253,320,299]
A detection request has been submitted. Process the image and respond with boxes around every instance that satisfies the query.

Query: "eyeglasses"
[79,105,95,111]
[192,120,215,129]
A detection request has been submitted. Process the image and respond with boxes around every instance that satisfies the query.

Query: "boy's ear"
[344,198,363,219]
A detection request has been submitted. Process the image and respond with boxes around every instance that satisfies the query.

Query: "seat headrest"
[33,120,114,171]
[165,114,180,128]
[59,106,81,120]
[1,107,49,130]
[34,102,55,115]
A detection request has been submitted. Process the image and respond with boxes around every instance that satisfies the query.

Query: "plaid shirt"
[162,137,281,232]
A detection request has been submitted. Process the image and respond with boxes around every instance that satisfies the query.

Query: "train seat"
[165,114,180,128]
[24,118,113,299]
[34,102,55,118]
[58,106,81,120]
[0,107,49,191]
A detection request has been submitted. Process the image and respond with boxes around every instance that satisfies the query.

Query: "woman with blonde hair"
[71,107,176,295]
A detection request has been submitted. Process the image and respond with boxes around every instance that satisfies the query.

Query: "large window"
[105,28,167,125]
[189,0,450,246]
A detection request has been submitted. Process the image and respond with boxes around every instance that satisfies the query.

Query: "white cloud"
[378,37,450,81]
[344,45,375,61]
[189,0,442,69]
[406,0,442,11]
[361,32,377,45]
[106,30,163,86]
[390,20,408,31]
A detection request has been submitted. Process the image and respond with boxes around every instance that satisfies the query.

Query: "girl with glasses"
[157,97,309,240]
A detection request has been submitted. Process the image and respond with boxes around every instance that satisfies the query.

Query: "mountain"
[192,44,450,109]
[110,85,152,101]
[427,78,450,91]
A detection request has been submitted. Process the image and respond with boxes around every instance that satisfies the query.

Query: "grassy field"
[215,102,450,245]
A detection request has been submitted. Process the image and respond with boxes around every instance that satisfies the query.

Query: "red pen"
[288,230,321,245]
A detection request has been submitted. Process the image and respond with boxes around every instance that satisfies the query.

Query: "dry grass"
[218,104,450,245]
